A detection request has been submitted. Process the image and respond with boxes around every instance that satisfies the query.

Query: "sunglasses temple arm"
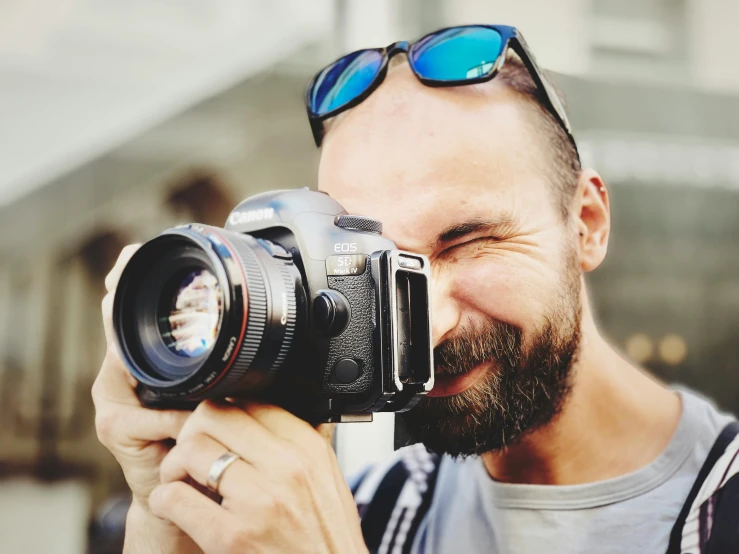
[309,116,325,147]
[508,37,580,159]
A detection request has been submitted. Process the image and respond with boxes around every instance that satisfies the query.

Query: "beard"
[401,249,582,458]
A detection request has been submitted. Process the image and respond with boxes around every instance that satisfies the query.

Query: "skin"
[95,250,365,554]
[93,62,682,552]
[319,63,681,484]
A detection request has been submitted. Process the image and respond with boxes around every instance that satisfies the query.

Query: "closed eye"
[440,236,501,257]
[433,216,517,258]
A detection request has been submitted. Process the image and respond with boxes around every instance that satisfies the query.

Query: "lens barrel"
[113,225,301,405]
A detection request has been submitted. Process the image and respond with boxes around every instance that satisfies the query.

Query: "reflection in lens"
[164,269,222,358]
[310,49,383,115]
[410,26,503,82]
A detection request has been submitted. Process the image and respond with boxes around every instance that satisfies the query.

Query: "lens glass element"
[162,269,222,358]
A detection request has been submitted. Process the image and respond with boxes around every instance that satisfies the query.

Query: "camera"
[113,188,434,422]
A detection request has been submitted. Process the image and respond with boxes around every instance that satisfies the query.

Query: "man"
[93,25,736,553]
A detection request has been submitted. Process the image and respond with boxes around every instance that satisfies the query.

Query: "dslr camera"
[113,189,434,422]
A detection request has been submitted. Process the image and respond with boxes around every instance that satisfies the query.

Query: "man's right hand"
[92,245,200,553]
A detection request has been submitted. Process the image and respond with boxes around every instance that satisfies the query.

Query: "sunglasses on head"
[305,24,578,156]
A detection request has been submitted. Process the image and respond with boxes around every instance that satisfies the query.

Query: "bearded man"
[93,25,737,554]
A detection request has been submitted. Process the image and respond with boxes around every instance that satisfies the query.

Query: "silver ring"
[207,451,241,495]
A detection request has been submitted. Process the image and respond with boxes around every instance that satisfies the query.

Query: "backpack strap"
[705,470,739,553]
[666,421,739,554]
[356,444,441,554]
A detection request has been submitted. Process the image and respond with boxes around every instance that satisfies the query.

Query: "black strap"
[360,453,441,554]
[361,460,409,552]
[665,421,739,554]
[705,473,739,553]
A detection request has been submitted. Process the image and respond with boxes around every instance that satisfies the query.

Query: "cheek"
[448,254,562,329]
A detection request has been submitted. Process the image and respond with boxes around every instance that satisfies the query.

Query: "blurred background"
[1,0,738,552]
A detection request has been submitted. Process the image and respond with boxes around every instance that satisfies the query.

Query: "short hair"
[320,54,581,217]
[494,54,582,218]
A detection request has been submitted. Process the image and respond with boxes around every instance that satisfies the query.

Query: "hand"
[150,400,368,554]
[92,245,199,553]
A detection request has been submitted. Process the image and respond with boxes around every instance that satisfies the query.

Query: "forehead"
[317,65,552,251]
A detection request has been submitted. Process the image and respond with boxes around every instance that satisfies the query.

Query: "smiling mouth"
[427,361,490,398]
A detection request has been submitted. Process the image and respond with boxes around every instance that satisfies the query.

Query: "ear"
[571,169,610,272]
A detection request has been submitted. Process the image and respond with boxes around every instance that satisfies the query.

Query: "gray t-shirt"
[355,389,734,554]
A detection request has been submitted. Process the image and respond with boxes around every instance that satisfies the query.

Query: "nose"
[429,271,461,347]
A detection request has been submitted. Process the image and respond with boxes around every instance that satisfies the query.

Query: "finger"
[316,423,336,443]
[100,285,138,397]
[102,244,140,354]
[235,403,361,543]
[101,293,133,363]
[148,481,243,553]
[92,347,140,406]
[177,401,291,474]
[104,244,141,293]
[95,403,190,449]
[236,404,349,489]
[241,403,339,480]
[159,432,262,497]
[241,402,320,446]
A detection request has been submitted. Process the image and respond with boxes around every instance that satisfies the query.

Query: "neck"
[481,295,681,485]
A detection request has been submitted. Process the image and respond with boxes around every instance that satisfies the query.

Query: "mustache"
[434,320,522,376]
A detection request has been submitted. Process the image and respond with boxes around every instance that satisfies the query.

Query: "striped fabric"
[680,434,739,553]
[353,424,739,554]
[354,443,440,554]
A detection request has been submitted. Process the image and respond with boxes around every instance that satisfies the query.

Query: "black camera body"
[113,189,434,422]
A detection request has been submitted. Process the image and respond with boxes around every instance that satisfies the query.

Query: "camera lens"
[160,268,222,358]
[113,225,302,403]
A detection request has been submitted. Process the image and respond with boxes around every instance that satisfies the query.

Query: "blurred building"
[0,1,738,552]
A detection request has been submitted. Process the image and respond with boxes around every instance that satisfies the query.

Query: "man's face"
[318,65,582,457]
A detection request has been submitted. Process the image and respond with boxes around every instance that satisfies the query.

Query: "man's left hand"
[149,400,368,554]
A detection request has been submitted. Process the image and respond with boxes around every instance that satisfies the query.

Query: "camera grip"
[324,267,376,394]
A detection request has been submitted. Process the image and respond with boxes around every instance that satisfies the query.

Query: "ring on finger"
[207,450,241,495]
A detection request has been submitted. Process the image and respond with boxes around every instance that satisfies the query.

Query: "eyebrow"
[435,216,516,247]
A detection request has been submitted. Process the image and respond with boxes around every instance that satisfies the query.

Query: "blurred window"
[589,0,689,84]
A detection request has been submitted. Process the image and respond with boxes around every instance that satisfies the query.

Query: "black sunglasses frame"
[306,24,578,158]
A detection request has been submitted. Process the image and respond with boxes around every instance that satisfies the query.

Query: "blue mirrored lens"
[310,50,383,115]
[410,26,504,82]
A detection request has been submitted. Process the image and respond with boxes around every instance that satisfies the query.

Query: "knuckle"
[90,377,102,403]
[160,409,189,438]
[194,399,233,424]
[104,267,121,293]
[175,433,203,459]
[105,244,140,292]
[157,481,185,508]
[94,410,119,447]
[282,452,310,486]
[103,272,115,293]
[159,449,187,484]
[121,243,141,258]
[305,428,331,455]
[158,444,180,476]
[192,400,216,421]
[223,525,253,553]
[261,490,292,524]
[259,491,281,517]
[177,409,211,443]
